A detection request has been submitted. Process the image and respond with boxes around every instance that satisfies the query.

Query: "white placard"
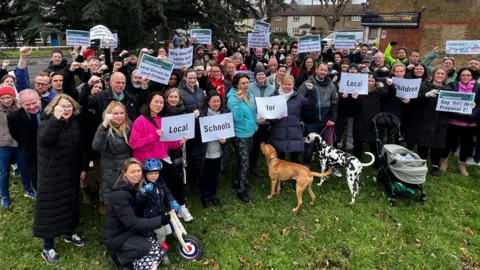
[90,25,115,40]
[255,95,288,119]
[168,47,193,69]
[160,113,196,141]
[190,29,212,45]
[248,32,270,49]
[66,30,91,46]
[446,40,480,55]
[334,35,356,50]
[298,35,321,54]
[137,54,174,85]
[199,113,235,143]
[253,21,271,33]
[339,73,369,95]
[392,77,421,99]
[435,90,475,114]
[100,33,118,49]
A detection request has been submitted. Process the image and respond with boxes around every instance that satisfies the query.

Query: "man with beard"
[468,57,480,82]
[245,48,268,71]
[193,45,207,68]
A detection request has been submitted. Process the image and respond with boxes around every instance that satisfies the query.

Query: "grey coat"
[92,124,132,205]
[0,105,18,147]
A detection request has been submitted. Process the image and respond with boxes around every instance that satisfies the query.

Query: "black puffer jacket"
[44,59,69,77]
[178,80,205,114]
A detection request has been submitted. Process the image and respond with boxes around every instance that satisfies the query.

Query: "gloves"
[140,183,154,194]
[161,214,171,225]
[170,200,180,213]
[425,89,440,98]
[390,41,398,46]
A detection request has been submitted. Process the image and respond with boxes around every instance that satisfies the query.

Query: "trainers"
[24,189,36,199]
[333,168,342,178]
[237,190,252,203]
[430,166,440,179]
[466,157,480,166]
[64,233,86,247]
[1,197,10,208]
[42,248,60,264]
[161,255,171,265]
[178,207,193,222]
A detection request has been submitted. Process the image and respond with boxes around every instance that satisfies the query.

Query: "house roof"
[273,4,365,16]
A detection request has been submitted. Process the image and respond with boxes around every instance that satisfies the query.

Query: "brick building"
[363,0,480,65]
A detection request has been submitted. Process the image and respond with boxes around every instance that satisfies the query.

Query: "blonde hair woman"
[34,94,88,265]
[92,101,132,215]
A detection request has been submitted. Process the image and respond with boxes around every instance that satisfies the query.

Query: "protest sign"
[334,35,356,49]
[190,29,212,45]
[160,113,195,141]
[90,25,115,40]
[339,73,369,95]
[234,70,255,82]
[392,77,421,99]
[248,32,270,49]
[446,40,480,55]
[298,35,321,54]
[435,91,475,114]
[66,30,91,46]
[253,21,271,33]
[199,113,235,143]
[137,54,174,85]
[100,33,118,49]
[169,47,193,69]
[256,95,288,119]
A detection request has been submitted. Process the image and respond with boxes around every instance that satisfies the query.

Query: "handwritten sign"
[446,40,480,55]
[392,78,421,99]
[253,21,271,33]
[255,95,288,119]
[100,33,118,49]
[298,35,321,54]
[90,25,115,40]
[137,54,174,85]
[66,30,90,46]
[334,35,356,50]
[199,113,235,143]
[435,91,475,114]
[248,32,270,49]
[190,29,212,45]
[338,73,368,95]
[169,47,193,69]
[160,113,195,141]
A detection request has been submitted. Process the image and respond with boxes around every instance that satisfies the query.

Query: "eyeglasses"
[60,105,73,110]
[35,82,49,87]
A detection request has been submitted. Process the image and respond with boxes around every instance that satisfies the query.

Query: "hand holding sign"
[425,89,440,98]
[257,117,266,124]
[219,138,226,144]
[156,130,163,137]
[352,92,359,99]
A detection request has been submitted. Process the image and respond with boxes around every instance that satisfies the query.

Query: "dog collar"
[269,157,278,161]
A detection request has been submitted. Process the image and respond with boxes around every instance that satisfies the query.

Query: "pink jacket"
[129,115,182,163]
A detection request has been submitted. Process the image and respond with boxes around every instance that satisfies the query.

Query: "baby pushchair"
[373,113,427,205]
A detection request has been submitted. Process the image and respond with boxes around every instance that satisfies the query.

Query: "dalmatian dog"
[305,132,375,204]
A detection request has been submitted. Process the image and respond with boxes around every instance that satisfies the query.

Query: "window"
[274,16,282,21]
[273,27,281,33]
[351,16,361,22]
[293,16,300,22]
[293,28,299,34]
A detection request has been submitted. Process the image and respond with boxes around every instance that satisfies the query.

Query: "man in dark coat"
[245,48,268,72]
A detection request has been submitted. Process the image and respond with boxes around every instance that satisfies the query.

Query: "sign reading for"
[392,77,421,99]
[190,29,212,45]
[339,73,369,95]
[169,47,193,69]
[66,30,91,46]
[436,91,475,114]
[160,113,195,141]
[256,95,288,119]
[199,113,235,143]
[137,54,174,85]
[298,35,321,54]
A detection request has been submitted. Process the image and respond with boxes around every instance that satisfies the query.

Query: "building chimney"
[291,0,296,7]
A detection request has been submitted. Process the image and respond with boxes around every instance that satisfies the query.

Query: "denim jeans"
[303,122,328,166]
[0,146,31,198]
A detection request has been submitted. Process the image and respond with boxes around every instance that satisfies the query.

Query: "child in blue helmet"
[136,158,181,265]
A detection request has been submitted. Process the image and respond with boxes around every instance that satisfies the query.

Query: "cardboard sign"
[392,77,421,99]
[298,35,321,54]
[190,29,212,45]
[334,35,356,49]
[100,33,118,49]
[446,40,480,55]
[255,95,288,119]
[435,91,475,114]
[199,113,235,143]
[90,25,115,40]
[339,73,369,95]
[160,113,195,141]
[137,54,174,85]
[253,21,271,33]
[168,47,193,69]
[66,30,91,46]
[248,32,270,49]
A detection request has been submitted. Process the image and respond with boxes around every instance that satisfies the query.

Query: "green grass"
[1,155,479,270]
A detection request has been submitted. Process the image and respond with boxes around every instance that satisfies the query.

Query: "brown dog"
[260,143,333,212]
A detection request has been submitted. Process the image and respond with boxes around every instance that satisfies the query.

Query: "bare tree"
[318,0,351,31]
[248,0,291,23]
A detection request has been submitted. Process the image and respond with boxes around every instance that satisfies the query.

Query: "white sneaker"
[466,157,480,166]
[333,168,342,178]
[178,207,193,222]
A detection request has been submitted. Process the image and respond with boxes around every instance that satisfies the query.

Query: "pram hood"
[382,144,427,185]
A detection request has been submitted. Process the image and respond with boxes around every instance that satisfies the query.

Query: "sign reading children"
[255,95,288,119]
[435,90,476,114]
[339,73,369,95]
[199,113,235,143]
[169,47,193,69]
[160,113,196,141]
[137,54,174,85]
[392,77,421,99]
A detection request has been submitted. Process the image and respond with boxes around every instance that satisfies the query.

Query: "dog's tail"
[362,152,375,167]
[309,168,333,178]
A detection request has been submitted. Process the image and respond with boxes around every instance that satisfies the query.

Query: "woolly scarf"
[278,88,294,101]
[164,102,186,117]
[209,73,226,99]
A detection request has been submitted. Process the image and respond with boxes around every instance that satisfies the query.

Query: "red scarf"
[209,73,226,99]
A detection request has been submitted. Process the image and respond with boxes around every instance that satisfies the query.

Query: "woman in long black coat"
[34,94,88,265]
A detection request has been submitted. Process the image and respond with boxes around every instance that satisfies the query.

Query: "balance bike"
[167,210,203,260]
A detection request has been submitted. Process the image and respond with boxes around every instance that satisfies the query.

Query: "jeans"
[0,146,31,198]
[303,122,327,166]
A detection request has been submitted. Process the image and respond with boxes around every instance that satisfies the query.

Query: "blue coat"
[227,88,259,138]
[270,91,306,153]
[248,81,275,98]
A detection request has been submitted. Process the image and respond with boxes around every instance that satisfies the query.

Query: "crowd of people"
[1,35,480,269]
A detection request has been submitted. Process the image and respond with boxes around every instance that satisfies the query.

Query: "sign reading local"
[160,113,195,141]
[298,35,321,54]
[190,29,212,45]
[446,40,480,55]
[169,47,193,69]
[255,95,288,119]
[137,54,174,85]
[199,113,235,143]
[392,77,421,99]
[338,73,369,95]
[66,30,91,46]
[435,91,475,114]
[248,32,270,49]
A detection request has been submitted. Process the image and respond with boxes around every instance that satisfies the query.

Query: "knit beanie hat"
[84,49,95,60]
[397,47,408,55]
[254,66,266,76]
[0,85,16,97]
[349,63,360,72]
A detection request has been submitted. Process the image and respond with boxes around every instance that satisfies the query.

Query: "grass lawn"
[0,154,479,270]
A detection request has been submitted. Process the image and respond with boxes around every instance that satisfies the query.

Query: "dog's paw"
[292,208,299,212]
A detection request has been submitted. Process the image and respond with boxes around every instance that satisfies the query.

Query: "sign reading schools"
[253,21,271,33]
[137,54,174,85]
[160,113,195,141]
[66,30,91,46]
[339,73,369,95]
[169,47,193,69]
[90,25,115,40]
[334,35,356,49]
[435,91,475,114]
[256,95,288,119]
[199,113,235,143]
[248,32,270,49]
[392,77,421,99]
[100,33,118,49]
[446,40,480,55]
[298,35,321,54]
[190,29,212,45]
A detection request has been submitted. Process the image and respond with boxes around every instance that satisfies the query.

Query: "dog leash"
[319,126,337,146]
